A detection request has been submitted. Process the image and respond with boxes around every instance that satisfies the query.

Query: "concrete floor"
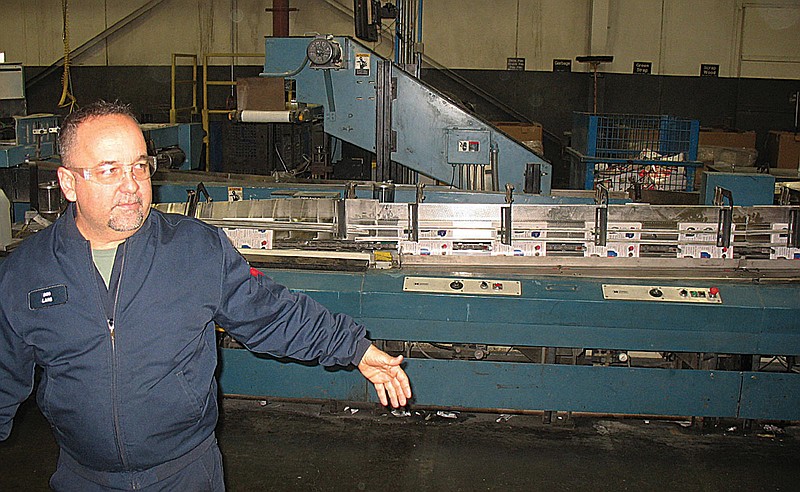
[1,397,799,491]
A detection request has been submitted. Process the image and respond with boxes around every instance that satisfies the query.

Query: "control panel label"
[602,284,722,304]
[403,276,521,296]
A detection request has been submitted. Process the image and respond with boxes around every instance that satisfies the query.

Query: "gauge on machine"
[306,38,341,66]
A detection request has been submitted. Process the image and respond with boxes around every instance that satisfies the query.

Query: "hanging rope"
[58,0,77,111]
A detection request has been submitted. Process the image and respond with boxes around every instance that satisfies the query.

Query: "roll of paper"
[237,110,292,123]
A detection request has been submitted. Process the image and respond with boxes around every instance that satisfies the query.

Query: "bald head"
[59,100,139,168]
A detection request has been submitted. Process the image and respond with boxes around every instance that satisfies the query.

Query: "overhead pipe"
[268,0,292,37]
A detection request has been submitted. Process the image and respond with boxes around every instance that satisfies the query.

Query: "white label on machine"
[355,53,370,76]
[228,187,243,202]
[491,223,548,256]
[457,140,480,152]
[584,222,641,258]
[770,223,800,260]
[678,222,734,259]
[404,276,521,296]
[224,228,273,250]
[602,284,723,304]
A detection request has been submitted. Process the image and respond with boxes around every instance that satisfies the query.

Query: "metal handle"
[337,199,348,239]
[594,185,609,246]
[408,203,419,241]
[713,187,734,248]
[501,205,512,246]
[789,209,800,249]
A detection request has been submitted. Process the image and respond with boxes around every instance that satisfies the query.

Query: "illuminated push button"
[709,286,720,298]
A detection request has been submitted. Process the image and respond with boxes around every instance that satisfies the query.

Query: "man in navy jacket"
[0,100,412,491]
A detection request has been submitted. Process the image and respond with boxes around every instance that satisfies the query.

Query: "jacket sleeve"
[0,304,36,441]
[212,229,371,367]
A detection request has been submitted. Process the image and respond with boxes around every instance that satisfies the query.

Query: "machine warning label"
[355,53,370,76]
[228,186,243,201]
[458,140,480,152]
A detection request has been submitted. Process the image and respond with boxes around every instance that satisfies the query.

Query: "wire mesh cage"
[571,113,700,160]
[568,113,701,192]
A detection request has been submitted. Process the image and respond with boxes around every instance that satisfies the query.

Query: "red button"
[709,287,719,296]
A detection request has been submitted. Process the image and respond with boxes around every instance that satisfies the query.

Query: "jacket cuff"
[353,337,372,366]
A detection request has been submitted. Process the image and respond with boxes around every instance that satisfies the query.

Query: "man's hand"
[357,344,412,408]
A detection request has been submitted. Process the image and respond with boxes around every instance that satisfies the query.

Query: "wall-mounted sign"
[700,64,719,77]
[633,62,652,74]
[507,57,525,71]
[552,59,572,72]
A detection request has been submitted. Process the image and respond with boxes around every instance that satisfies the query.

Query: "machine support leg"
[375,60,396,180]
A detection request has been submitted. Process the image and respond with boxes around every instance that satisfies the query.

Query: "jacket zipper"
[93,241,132,475]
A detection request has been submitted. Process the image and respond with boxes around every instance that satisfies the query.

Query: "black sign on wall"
[633,62,652,74]
[700,64,719,77]
[507,57,525,71]
[552,59,572,72]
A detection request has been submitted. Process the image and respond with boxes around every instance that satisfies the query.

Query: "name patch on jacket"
[28,285,68,310]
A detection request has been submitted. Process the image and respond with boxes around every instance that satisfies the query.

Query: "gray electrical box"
[446,129,490,165]
[0,64,26,118]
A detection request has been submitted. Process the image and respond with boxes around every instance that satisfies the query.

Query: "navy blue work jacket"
[0,204,370,472]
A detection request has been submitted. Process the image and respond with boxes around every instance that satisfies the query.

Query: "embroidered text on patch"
[29,285,68,310]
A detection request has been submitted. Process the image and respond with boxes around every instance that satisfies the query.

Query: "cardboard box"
[699,129,757,149]
[767,131,800,170]
[236,77,285,111]
[493,122,543,143]
[697,145,758,168]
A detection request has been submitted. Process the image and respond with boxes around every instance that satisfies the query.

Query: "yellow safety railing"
[202,52,264,171]
[170,53,198,124]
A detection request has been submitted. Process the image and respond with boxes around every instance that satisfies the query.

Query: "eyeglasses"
[70,156,157,185]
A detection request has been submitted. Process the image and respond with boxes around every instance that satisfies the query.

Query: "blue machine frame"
[141,123,204,171]
[188,195,800,421]
[0,114,59,168]
[262,36,551,194]
[219,268,800,420]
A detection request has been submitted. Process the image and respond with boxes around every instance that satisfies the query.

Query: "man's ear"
[57,166,78,202]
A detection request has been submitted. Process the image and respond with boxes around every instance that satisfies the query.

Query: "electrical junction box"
[446,129,490,165]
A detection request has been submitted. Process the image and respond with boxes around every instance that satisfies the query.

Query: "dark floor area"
[2,397,799,491]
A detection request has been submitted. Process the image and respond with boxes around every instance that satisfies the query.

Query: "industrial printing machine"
[4,34,799,422]
[150,186,800,422]
[149,35,800,422]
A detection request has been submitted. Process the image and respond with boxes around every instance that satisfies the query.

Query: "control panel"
[403,276,522,296]
[602,284,723,304]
